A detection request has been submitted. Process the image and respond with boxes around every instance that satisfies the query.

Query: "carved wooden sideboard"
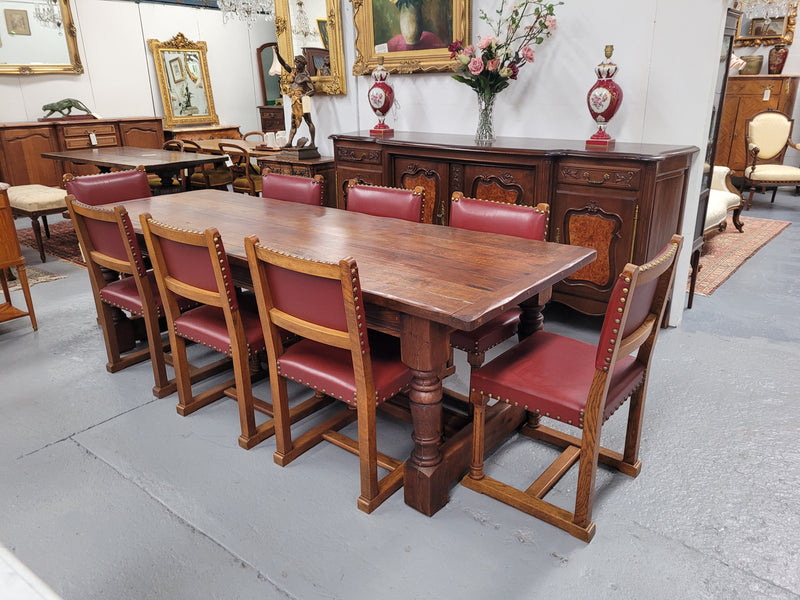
[0,117,164,187]
[331,131,697,315]
[716,74,799,174]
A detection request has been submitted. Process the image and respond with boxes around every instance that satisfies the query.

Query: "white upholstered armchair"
[743,109,800,208]
[706,166,743,234]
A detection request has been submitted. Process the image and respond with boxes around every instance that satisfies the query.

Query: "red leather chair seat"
[450,307,522,353]
[277,332,413,405]
[174,294,266,357]
[471,331,645,428]
[99,271,194,317]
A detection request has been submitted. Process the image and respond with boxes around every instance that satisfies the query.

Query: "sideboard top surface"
[330,131,698,162]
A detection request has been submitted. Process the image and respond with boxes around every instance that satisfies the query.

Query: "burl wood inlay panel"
[401,169,440,224]
[566,213,616,286]
[472,175,523,204]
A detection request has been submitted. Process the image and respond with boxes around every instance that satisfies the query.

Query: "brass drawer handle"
[584,172,610,185]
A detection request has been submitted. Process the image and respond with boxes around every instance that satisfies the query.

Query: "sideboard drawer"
[335,143,383,166]
[61,123,117,138]
[557,162,641,191]
[63,134,118,149]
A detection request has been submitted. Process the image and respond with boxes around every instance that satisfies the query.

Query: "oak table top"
[120,189,597,514]
[41,146,225,171]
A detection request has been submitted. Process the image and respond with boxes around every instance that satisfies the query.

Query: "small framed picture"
[169,57,184,83]
[5,9,31,36]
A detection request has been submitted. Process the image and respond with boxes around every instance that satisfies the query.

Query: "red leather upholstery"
[450,307,522,354]
[161,237,221,295]
[347,184,424,222]
[267,263,348,331]
[449,196,547,240]
[84,217,129,262]
[277,331,413,405]
[99,271,196,316]
[448,196,549,360]
[65,168,152,206]
[263,173,324,205]
[174,294,266,357]
[471,331,645,428]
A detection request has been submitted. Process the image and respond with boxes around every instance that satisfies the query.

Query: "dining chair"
[345,179,427,223]
[218,142,262,196]
[461,235,683,542]
[64,165,152,206]
[140,215,327,448]
[181,139,234,191]
[245,235,413,513]
[242,131,266,142]
[446,192,550,371]
[66,198,228,398]
[261,171,324,205]
[0,183,37,332]
[742,109,800,208]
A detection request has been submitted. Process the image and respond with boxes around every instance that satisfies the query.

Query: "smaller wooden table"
[41,146,226,193]
[191,138,283,159]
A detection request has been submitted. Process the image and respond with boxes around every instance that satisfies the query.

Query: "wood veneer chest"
[0,117,164,186]
[716,74,799,174]
[330,131,698,315]
[258,106,285,133]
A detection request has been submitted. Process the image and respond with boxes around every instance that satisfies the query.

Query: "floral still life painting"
[449,0,561,143]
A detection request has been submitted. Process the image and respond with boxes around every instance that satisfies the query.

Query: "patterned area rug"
[691,215,791,296]
[15,220,85,267]
[7,265,66,292]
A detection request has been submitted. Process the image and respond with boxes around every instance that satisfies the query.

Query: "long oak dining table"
[119,189,596,516]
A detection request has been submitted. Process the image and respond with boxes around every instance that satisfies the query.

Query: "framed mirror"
[148,33,219,128]
[256,42,282,105]
[734,4,797,46]
[0,0,82,75]
[275,0,346,95]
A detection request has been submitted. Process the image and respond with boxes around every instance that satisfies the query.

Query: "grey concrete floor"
[0,192,798,600]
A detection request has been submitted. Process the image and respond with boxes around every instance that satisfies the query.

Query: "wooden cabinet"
[164,125,241,141]
[331,131,697,315]
[257,155,336,208]
[0,117,163,186]
[258,106,285,133]
[716,74,798,173]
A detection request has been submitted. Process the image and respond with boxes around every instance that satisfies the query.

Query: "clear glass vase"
[475,92,496,145]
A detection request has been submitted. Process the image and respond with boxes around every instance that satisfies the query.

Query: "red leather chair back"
[64,166,152,206]
[346,183,425,223]
[262,173,324,206]
[266,263,349,331]
[449,194,548,241]
[594,236,682,370]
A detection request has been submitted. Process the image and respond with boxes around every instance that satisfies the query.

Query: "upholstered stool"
[7,185,67,262]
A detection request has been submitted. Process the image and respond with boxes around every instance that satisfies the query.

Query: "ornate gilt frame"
[350,0,470,75]
[734,4,797,47]
[148,33,219,128]
[0,0,82,75]
[275,0,346,95]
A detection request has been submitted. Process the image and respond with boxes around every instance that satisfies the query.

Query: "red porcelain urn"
[586,45,623,149]
[368,57,395,137]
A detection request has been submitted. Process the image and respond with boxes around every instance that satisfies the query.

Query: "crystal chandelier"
[292,1,318,44]
[735,0,795,19]
[34,0,63,31]
[217,0,275,27]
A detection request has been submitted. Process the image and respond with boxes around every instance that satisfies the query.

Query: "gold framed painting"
[5,9,31,35]
[148,33,219,128]
[351,0,470,75]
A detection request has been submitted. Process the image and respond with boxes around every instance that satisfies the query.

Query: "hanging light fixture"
[217,0,275,27]
[34,0,63,31]
[292,0,318,44]
[735,0,794,20]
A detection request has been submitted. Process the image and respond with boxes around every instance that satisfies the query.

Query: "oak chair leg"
[15,265,37,331]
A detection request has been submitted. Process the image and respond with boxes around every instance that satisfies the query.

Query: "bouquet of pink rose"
[449,0,561,98]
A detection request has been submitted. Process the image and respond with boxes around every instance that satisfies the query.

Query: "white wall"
[0,0,732,325]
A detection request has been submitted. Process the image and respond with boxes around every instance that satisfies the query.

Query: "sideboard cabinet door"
[119,119,164,149]
[0,125,63,187]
